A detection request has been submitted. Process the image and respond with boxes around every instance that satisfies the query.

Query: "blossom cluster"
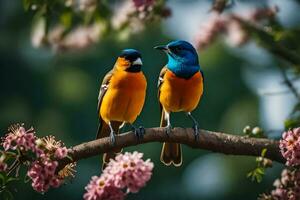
[2,125,36,152]
[1,124,76,193]
[28,156,62,192]
[84,151,154,200]
[279,128,300,166]
[111,0,170,38]
[259,169,300,200]
[193,6,278,50]
[31,0,171,52]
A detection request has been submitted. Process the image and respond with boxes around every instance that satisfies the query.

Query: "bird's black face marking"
[125,65,142,72]
[120,49,142,73]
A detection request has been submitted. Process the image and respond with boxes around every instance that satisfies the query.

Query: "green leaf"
[247,171,253,178]
[6,177,18,183]
[284,118,300,129]
[256,167,265,175]
[24,174,31,183]
[261,149,267,157]
[255,174,262,183]
[247,167,265,183]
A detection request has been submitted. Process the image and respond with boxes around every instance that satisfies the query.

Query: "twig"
[233,16,300,68]
[279,67,300,100]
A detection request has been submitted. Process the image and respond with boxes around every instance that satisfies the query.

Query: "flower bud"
[252,127,262,135]
[243,125,251,135]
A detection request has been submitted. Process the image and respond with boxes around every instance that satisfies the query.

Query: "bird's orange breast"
[159,70,203,113]
[100,70,147,124]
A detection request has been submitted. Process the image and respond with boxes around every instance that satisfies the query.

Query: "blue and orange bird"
[155,40,204,167]
[96,49,147,169]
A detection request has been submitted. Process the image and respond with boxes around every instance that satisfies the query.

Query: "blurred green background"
[2,0,298,199]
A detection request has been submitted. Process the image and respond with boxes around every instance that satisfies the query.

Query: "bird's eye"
[175,46,182,51]
[172,46,182,53]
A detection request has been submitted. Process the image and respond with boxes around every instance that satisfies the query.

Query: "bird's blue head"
[116,49,143,72]
[155,40,200,79]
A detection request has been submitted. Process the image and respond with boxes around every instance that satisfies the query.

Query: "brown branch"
[57,128,284,170]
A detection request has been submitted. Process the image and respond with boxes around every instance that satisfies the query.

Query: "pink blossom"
[279,128,300,166]
[260,169,300,200]
[27,157,63,193]
[245,6,279,22]
[226,20,248,46]
[54,147,68,159]
[193,14,226,50]
[83,175,125,200]
[132,0,154,8]
[2,125,36,152]
[104,151,154,193]
[193,6,279,50]
[84,151,154,199]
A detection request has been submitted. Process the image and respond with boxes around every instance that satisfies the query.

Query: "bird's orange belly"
[100,72,146,124]
[160,71,203,113]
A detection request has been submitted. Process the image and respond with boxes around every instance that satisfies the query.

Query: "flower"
[226,20,248,46]
[58,162,77,179]
[132,0,154,8]
[193,6,278,50]
[83,175,125,200]
[259,169,300,200]
[83,151,154,199]
[111,1,137,30]
[2,124,36,152]
[279,128,300,166]
[246,6,279,22]
[48,23,105,52]
[42,136,63,152]
[55,147,68,159]
[77,0,97,12]
[104,151,154,193]
[27,156,63,193]
[193,14,226,50]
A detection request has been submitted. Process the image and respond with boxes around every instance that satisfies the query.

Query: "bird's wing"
[97,69,114,115]
[157,66,168,125]
[96,69,114,139]
[96,69,123,169]
[157,66,168,99]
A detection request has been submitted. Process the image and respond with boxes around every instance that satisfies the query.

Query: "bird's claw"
[110,132,116,146]
[165,125,172,137]
[132,126,145,141]
[137,126,145,140]
[193,124,199,141]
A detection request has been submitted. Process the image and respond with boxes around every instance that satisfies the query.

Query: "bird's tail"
[160,111,182,167]
[96,120,123,170]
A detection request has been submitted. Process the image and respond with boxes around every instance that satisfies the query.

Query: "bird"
[96,49,147,169]
[154,40,204,167]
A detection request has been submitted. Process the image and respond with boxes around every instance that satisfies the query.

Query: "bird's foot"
[110,131,116,145]
[165,124,172,137]
[193,124,200,141]
[131,125,145,141]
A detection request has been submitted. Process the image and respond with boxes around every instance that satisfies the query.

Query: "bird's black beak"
[154,45,168,51]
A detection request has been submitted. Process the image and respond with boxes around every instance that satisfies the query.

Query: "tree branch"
[57,128,284,170]
[233,16,300,68]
